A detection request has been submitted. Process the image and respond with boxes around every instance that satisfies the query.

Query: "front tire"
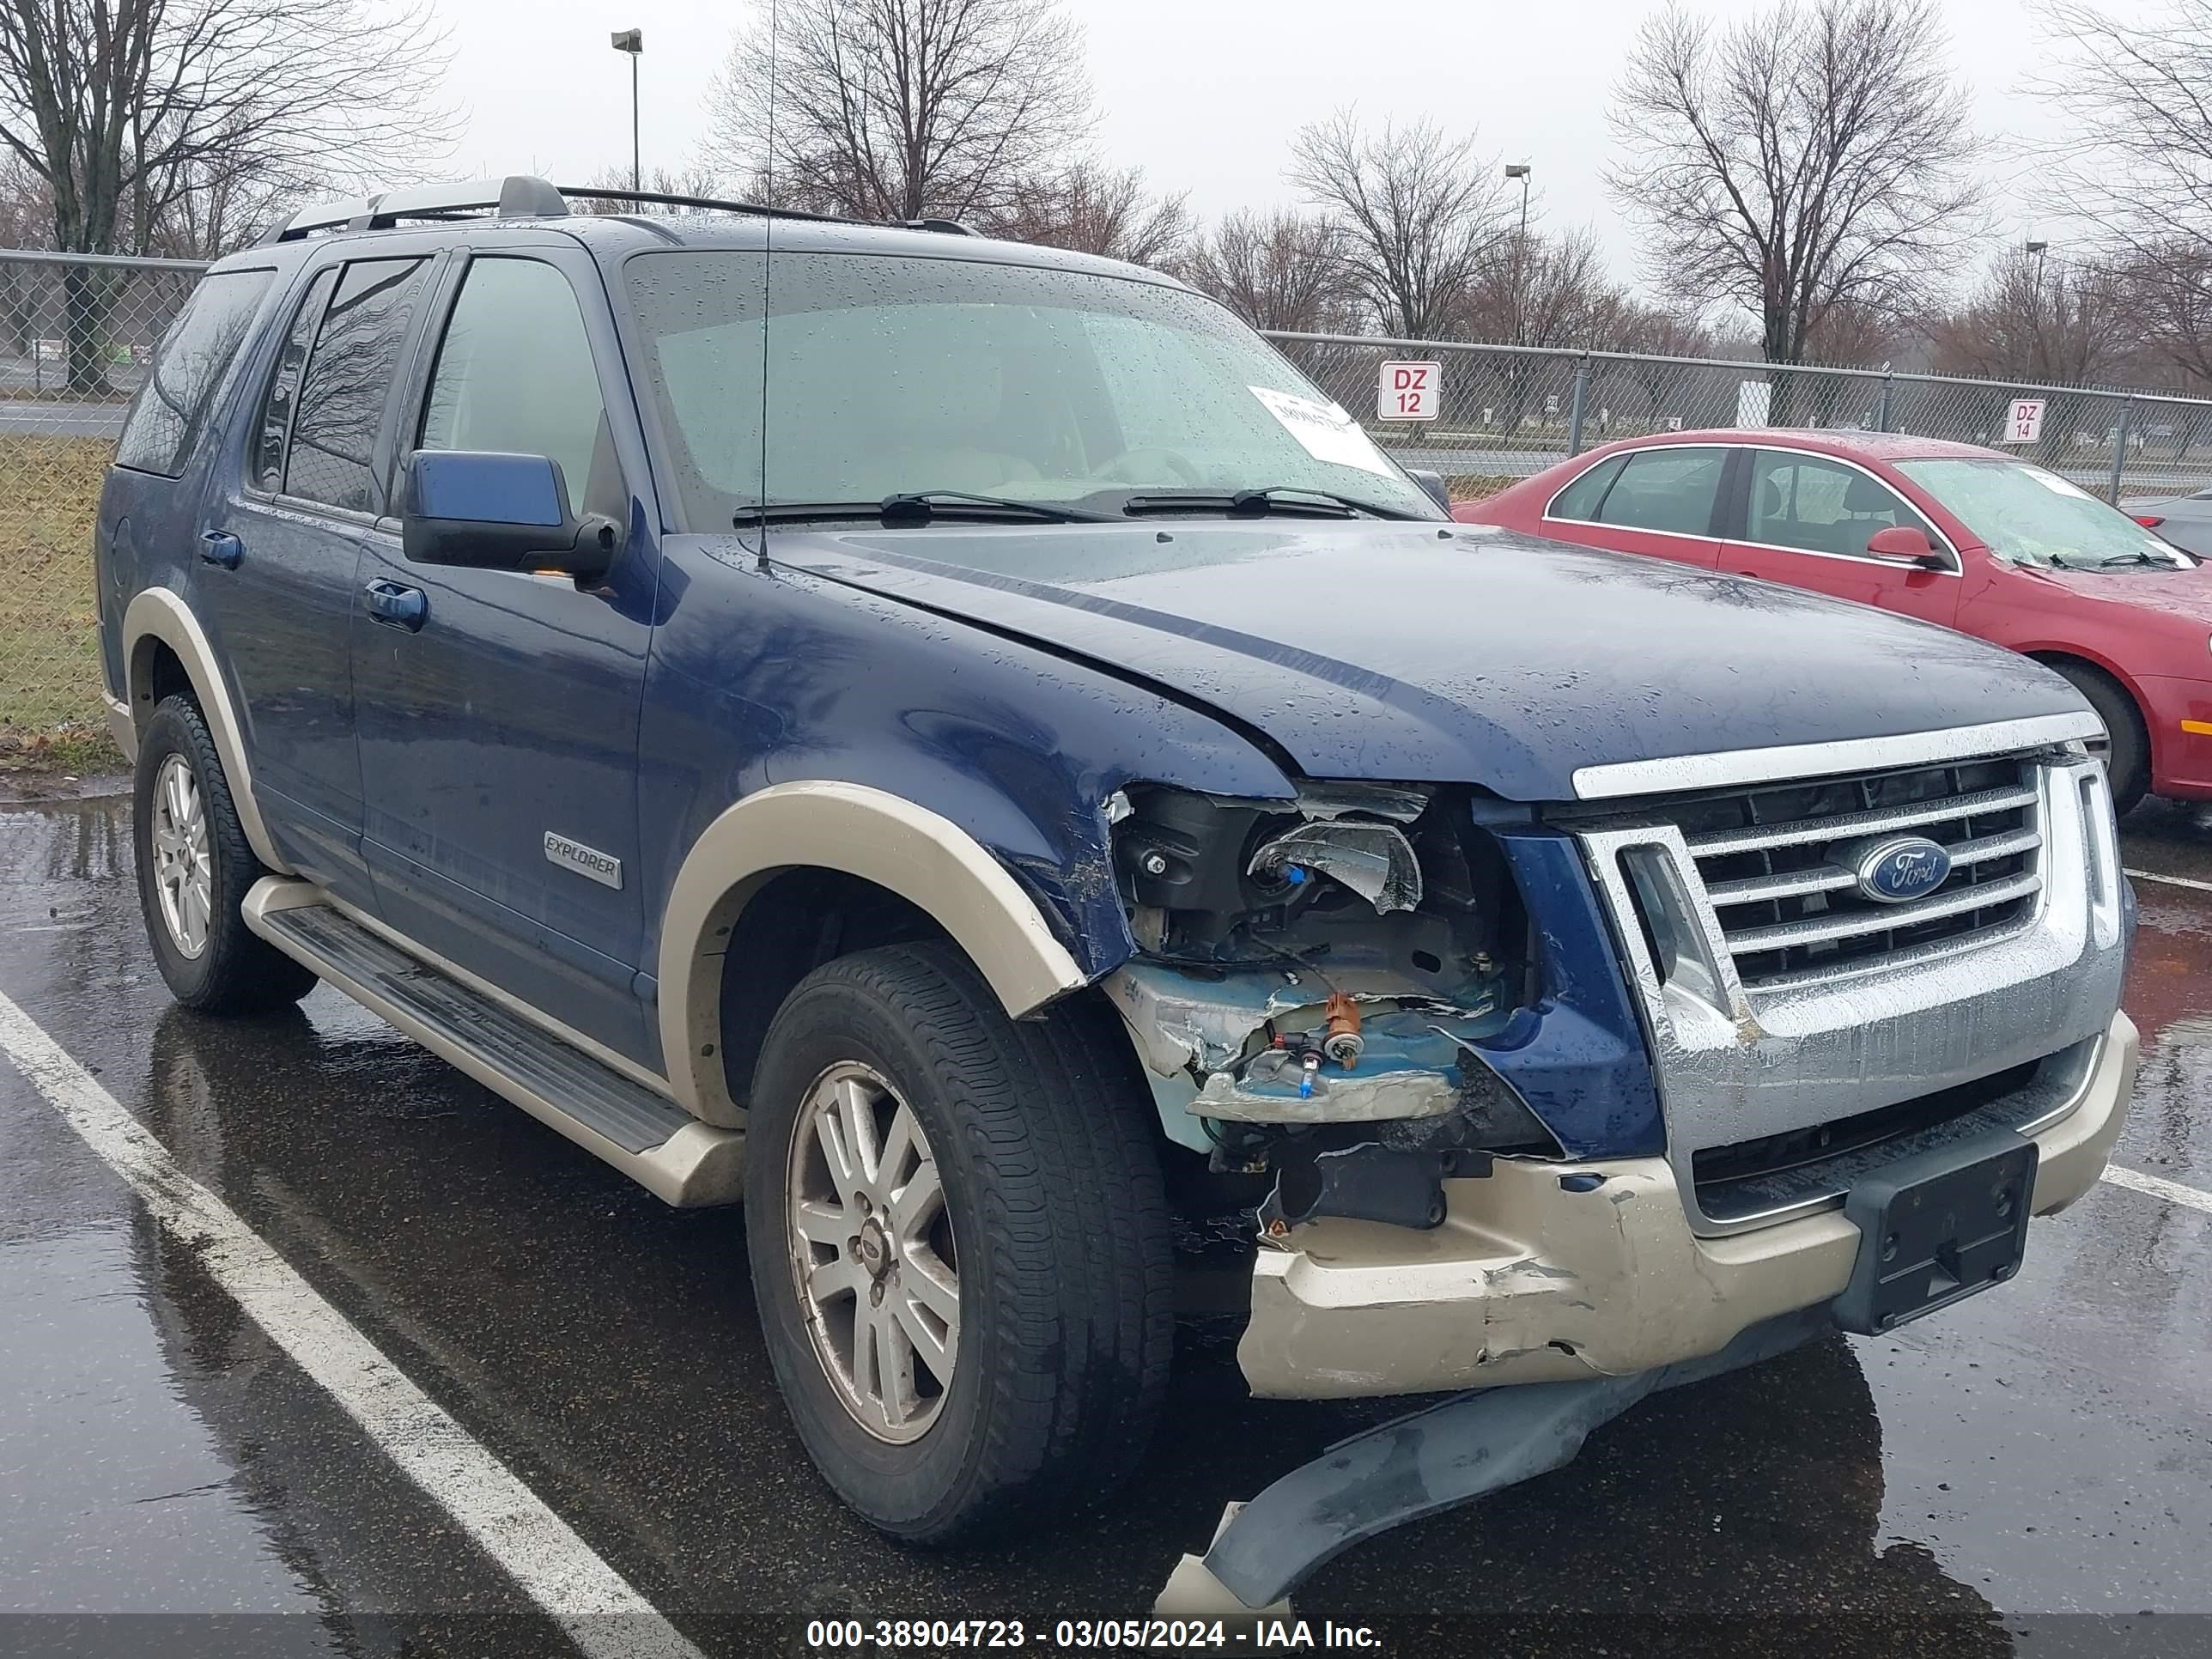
[133,695,317,1014]
[2049,663,2148,815]
[744,944,1172,1543]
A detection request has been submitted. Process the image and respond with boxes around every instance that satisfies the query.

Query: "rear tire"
[133,695,318,1014]
[744,943,1172,1543]
[2048,662,2148,815]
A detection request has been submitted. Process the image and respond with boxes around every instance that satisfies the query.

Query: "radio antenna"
[754,0,778,568]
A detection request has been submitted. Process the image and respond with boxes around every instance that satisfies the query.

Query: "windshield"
[1896,458,2194,571]
[623,249,1439,528]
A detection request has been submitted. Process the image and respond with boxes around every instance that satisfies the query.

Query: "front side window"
[116,268,276,477]
[419,258,608,517]
[1748,452,1937,560]
[623,250,1440,537]
[284,257,434,514]
[1594,447,1725,535]
[1896,458,2191,572]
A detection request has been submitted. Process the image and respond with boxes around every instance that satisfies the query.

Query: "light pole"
[2026,240,2051,382]
[611,28,642,191]
[1504,163,1532,345]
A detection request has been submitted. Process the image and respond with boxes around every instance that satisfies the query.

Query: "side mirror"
[1405,467,1452,514]
[401,450,620,580]
[1865,524,1947,570]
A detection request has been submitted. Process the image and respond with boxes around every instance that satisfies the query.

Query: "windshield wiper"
[1119,486,1418,521]
[733,492,1113,528]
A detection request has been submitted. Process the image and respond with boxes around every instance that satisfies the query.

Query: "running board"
[244,878,744,1206]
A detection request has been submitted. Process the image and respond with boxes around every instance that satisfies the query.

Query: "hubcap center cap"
[856,1217,893,1280]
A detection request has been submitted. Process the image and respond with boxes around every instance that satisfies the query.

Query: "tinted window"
[420,259,607,516]
[1749,452,1935,558]
[285,258,433,513]
[1548,454,1626,521]
[253,267,338,492]
[115,269,275,477]
[1595,447,1725,535]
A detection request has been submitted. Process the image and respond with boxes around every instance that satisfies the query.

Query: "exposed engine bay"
[1100,781,1564,1233]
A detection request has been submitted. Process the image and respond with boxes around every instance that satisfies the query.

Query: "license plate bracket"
[1835,1132,2039,1335]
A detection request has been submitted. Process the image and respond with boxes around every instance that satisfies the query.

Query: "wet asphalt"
[1,784,2208,1659]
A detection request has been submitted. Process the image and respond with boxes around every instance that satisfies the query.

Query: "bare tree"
[2033,3,2212,261]
[0,0,453,386]
[1606,0,1984,371]
[1931,247,2133,385]
[1182,208,1358,334]
[571,163,734,217]
[1453,227,1629,348]
[707,0,1092,223]
[975,161,1189,267]
[1287,110,1507,338]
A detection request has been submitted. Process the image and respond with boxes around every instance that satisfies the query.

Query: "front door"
[352,247,660,1066]
[198,255,440,903]
[1720,449,1960,629]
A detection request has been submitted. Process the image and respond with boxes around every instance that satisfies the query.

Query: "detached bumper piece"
[1157,1307,1834,1615]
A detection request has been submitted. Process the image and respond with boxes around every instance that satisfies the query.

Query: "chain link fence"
[1,250,204,765]
[9,248,2212,768]
[1262,331,2212,507]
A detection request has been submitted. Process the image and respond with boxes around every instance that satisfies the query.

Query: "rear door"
[197,253,441,902]
[352,243,662,1066]
[1537,445,1730,568]
[1719,448,1960,628]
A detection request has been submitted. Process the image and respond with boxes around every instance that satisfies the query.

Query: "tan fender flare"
[656,781,1088,1125]
[122,587,294,875]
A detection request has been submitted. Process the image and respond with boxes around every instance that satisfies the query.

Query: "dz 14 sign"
[2007,398,2046,443]
[1379,360,1441,422]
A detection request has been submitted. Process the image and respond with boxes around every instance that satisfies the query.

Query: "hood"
[2022,559,2212,625]
[771,521,2091,801]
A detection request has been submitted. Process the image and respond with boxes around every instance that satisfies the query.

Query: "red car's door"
[1536,444,1728,568]
[1719,448,1960,628]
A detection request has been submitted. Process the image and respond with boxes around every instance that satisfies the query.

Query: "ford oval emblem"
[1852,835,1952,904]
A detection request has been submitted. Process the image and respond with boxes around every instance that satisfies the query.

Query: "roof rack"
[258,174,981,244]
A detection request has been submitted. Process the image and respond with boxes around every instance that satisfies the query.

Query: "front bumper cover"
[1237,1008,2138,1400]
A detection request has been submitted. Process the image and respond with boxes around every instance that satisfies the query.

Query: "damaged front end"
[1099,781,1646,1237]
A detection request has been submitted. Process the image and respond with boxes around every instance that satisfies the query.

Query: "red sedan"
[1454,429,2212,811]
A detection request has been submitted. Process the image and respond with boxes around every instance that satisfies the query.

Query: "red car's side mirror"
[1865,525,1947,569]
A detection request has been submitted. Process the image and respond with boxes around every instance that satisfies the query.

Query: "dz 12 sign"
[1379,360,1441,422]
[2007,398,2046,443]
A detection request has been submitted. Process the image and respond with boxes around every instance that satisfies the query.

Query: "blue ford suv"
[95,177,2138,1547]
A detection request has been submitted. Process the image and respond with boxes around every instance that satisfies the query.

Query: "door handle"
[362,578,428,631]
[198,531,243,569]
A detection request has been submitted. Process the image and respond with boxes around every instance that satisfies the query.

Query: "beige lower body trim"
[245,879,741,1207]
[104,695,137,766]
[123,587,291,874]
[1238,1009,2140,1400]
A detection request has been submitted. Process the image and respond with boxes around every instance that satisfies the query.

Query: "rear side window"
[115,268,275,477]
[1547,454,1626,521]
[419,258,608,517]
[253,267,339,492]
[284,258,434,514]
[1595,447,1726,536]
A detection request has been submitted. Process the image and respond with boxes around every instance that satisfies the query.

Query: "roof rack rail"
[257,173,986,245]
[261,176,569,244]
[552,185,848,225]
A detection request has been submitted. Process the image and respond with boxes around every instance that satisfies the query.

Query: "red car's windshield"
[1899,458,2195,572]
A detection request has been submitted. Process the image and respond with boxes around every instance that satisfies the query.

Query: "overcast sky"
[445,0,2107,297]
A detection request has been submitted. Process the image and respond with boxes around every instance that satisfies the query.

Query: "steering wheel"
[1098,446,1204,487]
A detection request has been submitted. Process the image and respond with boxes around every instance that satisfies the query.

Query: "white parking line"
[2100,1163,2212,1218]
[2125,866,2212,896]
[0,989,704,1659]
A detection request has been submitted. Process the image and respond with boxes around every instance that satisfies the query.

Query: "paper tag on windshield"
[1249,386,1394,477]
[2026,467,2094,500]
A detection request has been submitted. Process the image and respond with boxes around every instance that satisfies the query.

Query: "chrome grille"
[1662,755,2044,990]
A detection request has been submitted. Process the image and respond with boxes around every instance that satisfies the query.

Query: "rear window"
[1595,447,1726,536]
[115,268,276,477]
